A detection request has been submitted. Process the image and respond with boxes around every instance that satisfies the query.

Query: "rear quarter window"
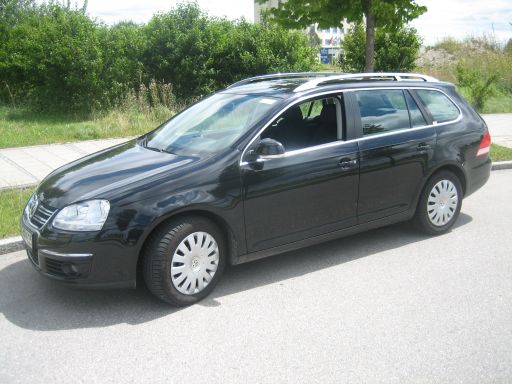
[415,90,460,123]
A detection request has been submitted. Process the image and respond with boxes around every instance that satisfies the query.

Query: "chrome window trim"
[239,86,462,166]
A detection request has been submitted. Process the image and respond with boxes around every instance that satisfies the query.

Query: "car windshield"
[143,93,280,156]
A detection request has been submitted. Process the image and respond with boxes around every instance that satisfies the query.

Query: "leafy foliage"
[0,2,317,112]
[143,5,316,100]
[338,23,422,72]
[256,0,426,70]
[257,0,425,30]
[1,4,107,111]
[417,36,512,113]
[455,62,498,112]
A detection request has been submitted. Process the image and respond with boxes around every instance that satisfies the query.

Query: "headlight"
[53,200,110,231]
[24,193,37,217]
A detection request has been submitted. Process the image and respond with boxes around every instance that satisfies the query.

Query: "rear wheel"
[414,171,463,235]
[143,216,226,306]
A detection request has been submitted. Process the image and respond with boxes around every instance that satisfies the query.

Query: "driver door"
[241,95,360,253]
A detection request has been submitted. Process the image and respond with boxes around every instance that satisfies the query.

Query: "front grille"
[29,203,57,229]
[27,249,39,267]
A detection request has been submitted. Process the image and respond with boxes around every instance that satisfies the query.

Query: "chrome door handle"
[339,158,358,170]
[416,143,431,151]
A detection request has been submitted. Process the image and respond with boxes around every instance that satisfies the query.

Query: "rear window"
[415,90,460,123]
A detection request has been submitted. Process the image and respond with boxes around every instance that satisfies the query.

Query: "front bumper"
[21,215,138,289]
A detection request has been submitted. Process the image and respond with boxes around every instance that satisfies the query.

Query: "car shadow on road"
[0,213,472,331]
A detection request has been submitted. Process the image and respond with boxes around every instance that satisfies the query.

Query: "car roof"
[220,72,453,98]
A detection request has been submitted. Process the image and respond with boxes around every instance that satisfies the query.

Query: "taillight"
[476,130,491,157]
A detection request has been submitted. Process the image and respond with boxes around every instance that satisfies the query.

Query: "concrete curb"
[0,236,23,255]
[1,161,512,255]
[491,160,512,171]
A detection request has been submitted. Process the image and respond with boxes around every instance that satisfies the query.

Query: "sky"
[79,0,511,45]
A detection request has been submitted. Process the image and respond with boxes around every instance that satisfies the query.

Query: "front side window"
[261,96,341,151]
[145,93,279,156]
[415,90,460,123]
[355,90,410,136]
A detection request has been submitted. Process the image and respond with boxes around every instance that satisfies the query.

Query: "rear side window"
[354,90,410,136]
[415,90,460,123]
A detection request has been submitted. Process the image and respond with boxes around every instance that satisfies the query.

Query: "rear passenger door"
[348,88,436,223]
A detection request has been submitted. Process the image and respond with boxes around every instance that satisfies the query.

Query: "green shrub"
[1,4,107,112]
[456,62,498,111]
[338,23,422,72]
[417,35,512,113]
[0,2,317,113]
[142,4,317,100]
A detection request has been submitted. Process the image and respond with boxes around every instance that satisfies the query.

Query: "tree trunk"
[362,0,376,72]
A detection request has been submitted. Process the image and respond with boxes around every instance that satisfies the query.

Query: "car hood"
[37,140,199,208]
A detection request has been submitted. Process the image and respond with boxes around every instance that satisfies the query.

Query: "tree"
[338,23,422,72]
[257,0,426,72]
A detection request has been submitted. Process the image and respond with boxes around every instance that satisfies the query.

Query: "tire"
[413,171,463,236]
[142,216,226,306]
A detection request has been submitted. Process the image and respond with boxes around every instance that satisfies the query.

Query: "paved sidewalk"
[0,138,130,190]
[0,114,510,190]
[482,114,512,148]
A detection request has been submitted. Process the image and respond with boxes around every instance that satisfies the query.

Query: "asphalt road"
[1,170,512,384]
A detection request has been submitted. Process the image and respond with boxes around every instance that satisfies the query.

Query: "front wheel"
[143,216,226,306]
[414,171,463,235]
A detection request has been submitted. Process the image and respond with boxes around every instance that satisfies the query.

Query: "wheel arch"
[412,162,467,217]
[136,209,240,279]
[427,163,467,196]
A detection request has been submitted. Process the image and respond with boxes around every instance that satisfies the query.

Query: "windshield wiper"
[137,135,148,147]
[159,148,176,155]
[143,144,176,155]
[138,136,175,154]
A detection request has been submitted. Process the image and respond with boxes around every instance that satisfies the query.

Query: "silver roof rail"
[227,72,342,89]
[294,72,439,92]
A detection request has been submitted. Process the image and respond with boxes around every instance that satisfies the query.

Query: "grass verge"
[0,105,172,149]
[482,95,512,114]
[491,144,512,162]
[0,188,34,239]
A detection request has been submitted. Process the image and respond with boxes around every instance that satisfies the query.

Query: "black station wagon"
[21,72,492,306]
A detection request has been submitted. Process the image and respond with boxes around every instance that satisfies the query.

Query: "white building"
[254,0,345,64]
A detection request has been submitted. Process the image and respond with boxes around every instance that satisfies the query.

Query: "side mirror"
[244,138,285,169]
[253,138,285,159]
